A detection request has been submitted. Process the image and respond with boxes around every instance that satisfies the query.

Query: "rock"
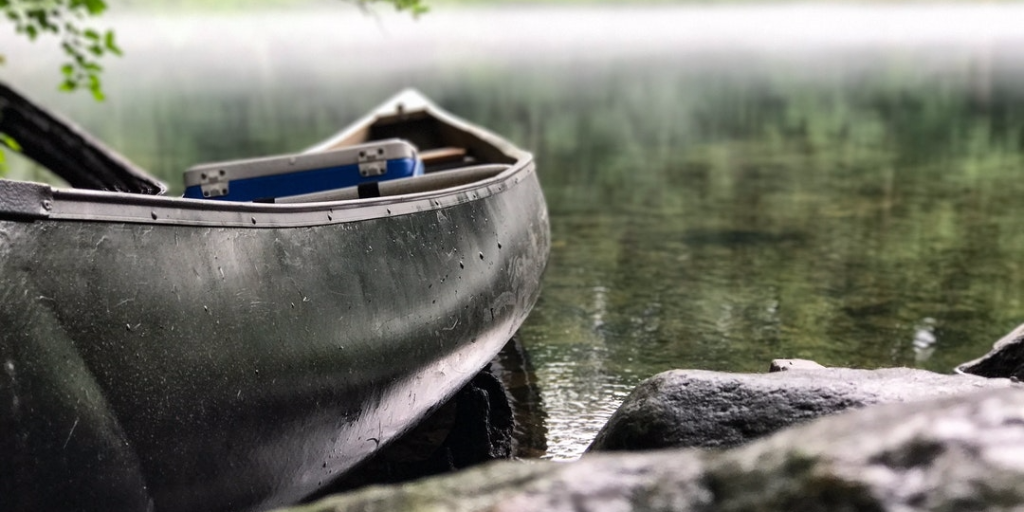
[768,358,826,372]
[958,322,1024,379]
[706,387,1024,512]
[587,367,1016,452]
[276,388,1024,512]
[283,451,709,512]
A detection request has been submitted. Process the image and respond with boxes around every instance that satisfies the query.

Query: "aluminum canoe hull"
[0,91,549,512]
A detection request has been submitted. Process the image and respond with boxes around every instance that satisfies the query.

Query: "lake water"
[5,4,1024,459]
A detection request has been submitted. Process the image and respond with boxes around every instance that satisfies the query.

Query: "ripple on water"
[535,359,635,460]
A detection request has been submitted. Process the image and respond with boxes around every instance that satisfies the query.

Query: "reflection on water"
[531,345,635,459]
[912,317,938,363]
[5,5,1024,460]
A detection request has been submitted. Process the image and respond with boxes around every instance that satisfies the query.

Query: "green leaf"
[104,30,121,55]
[25,10,45,23]
[88,75,105,101]
[26,9,56,31]
[0,132,22,152]
[71,0,107,16]
[83,0,107,16]
[4,0,118,102]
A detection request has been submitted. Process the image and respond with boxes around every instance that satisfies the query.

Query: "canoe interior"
[317,109,517,189]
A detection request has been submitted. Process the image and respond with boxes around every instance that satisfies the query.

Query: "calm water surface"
[5,5,1024,459]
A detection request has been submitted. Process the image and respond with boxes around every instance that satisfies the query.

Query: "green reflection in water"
[453,59,1024,457]
[7,37,1024,459]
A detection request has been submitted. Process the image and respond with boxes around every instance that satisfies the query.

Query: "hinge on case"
[358,147,387,178]
[199,169,229,198]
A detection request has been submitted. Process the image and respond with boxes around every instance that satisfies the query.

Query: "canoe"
[0,90,550,512]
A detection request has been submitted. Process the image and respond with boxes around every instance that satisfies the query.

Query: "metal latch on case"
[358,147,387,178]
[199,168,229,198]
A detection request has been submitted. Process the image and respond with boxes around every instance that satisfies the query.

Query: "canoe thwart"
[421,147,468,165]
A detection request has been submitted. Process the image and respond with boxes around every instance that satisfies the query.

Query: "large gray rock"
[278,388,1024,512]
[958,322,1024,378]
[588,367,1016,452]
[705,387,1024,512]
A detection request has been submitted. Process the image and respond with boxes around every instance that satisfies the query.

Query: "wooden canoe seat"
[420,147,467,165]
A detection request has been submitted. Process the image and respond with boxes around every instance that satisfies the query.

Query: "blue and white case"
[183,139,423,202]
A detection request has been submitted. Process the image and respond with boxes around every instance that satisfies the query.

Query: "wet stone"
[280,388,1024,512]
[587,367,1019,452]
[958,322,1024,379]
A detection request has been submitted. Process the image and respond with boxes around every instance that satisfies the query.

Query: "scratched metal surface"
[0,164,549,512]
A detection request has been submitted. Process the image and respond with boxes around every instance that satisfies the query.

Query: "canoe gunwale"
[40,158,533,228]
[0,89,536,229]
